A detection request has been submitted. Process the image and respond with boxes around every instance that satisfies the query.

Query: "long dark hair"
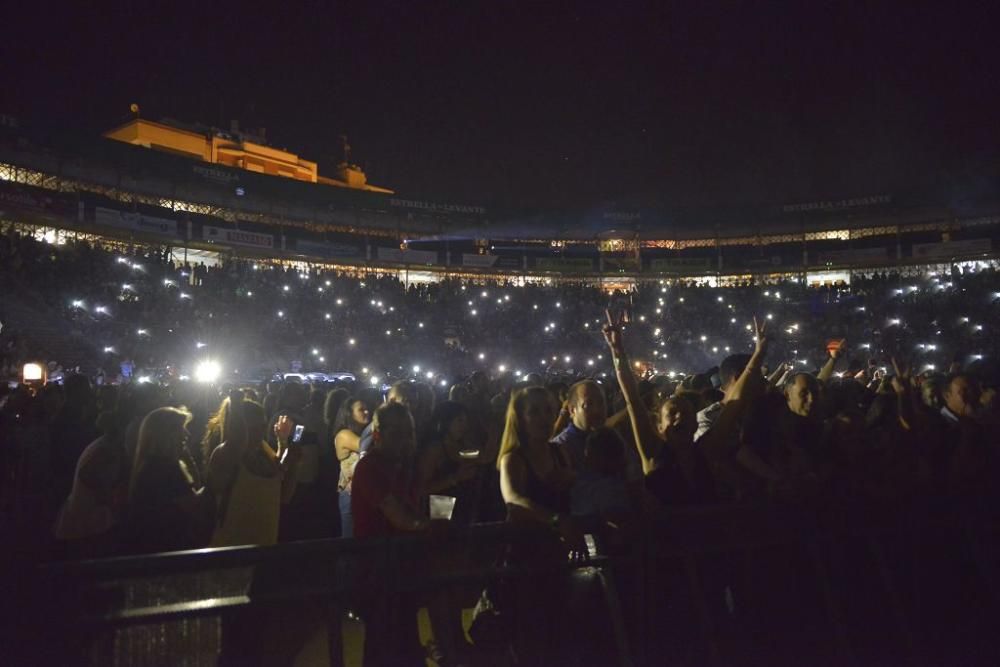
[427,400,469,447]
[323,387,350,449]
[332,395,369,437]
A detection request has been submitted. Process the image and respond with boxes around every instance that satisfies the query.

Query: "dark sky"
[5,1,1000,211]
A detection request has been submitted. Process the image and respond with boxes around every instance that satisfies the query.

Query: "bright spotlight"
[22,363,44,382]
[194,360,221,384]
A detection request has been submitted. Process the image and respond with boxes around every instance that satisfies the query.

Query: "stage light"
[22,363,44,382]
[194,360,221,383]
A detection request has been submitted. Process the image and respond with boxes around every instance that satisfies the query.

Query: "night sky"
[5,2,1000,212]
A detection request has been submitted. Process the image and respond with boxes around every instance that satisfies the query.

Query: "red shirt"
[351,451,417,538]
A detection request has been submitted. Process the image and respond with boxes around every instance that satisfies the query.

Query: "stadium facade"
[1,113,998,284]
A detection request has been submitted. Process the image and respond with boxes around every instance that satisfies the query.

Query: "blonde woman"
[208,396,302,548]
[496,386,586,666]
[497,386,582,549]
[124,407,213,553]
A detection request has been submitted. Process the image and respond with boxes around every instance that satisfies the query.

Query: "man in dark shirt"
[551,380,607,471]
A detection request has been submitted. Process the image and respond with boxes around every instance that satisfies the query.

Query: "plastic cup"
[429,495,457,520]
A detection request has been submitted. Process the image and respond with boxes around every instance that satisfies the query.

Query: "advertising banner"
[376,247,439,264]
[912,238,992,259]
[744,256,784,267]
[0,181,77,219]
[388,198,486,216]
[95,206,177,236]
[461,253,499,267]
[202,225,274,249]
[494,255,524,270]
[816,247,888,264]
[602,257,641,273]
[650,257,712,272]
[296,239,361,259]
[535,257,595,273]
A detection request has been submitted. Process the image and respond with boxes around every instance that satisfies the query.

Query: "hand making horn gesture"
[603,308,626,358]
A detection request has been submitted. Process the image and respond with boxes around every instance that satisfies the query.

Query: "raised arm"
[767,361,788,387]
[603,309,661,475]
[817,342,844,384]
[890,357,917,431]
[700,317,781,482]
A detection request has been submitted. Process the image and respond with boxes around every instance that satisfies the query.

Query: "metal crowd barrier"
[10,501,1000,666]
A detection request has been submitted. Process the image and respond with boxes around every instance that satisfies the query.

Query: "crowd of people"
[2,229,999,388]
[2,227,1000,665]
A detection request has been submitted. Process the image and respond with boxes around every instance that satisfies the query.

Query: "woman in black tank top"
[496,386,584,666]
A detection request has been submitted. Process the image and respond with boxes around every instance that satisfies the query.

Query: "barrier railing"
[12,501,1000,666]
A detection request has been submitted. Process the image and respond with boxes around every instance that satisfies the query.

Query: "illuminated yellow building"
[104,118,392,193]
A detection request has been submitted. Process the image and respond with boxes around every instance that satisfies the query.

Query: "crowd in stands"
[2,228,1000,665]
